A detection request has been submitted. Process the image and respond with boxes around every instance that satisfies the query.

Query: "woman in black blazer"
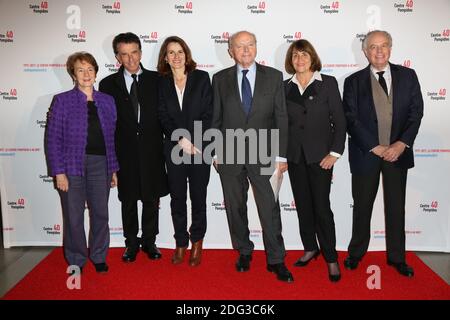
[284,39,346,282]
[157,36,213,266]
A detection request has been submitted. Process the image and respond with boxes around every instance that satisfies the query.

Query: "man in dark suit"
[99,32,168,262]
[343,30,423,277]
[212,31,293,282]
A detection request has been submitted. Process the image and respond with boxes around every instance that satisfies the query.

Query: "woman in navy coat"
[157,36,213,266]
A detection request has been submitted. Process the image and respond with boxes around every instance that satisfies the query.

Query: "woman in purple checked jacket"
[46,51,119,274]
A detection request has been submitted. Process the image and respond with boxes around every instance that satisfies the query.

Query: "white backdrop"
[1,0,449,252]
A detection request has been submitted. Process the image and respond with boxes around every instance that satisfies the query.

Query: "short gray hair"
[362,30,392,50]
[228,30,257,50]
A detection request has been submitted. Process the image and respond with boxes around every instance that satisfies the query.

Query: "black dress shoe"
[294,250,320,267]
[327,262,341,282]
[122,247,139,262]
[267,263,294,283]
[94,263,109,273]
[344,256,360,270]
[387,261,414,277]
[142,244,162,260]
[235,254,252,272]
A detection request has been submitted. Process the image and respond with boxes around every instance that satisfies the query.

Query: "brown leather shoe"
[171,247,187,265]
[189,240,203,267]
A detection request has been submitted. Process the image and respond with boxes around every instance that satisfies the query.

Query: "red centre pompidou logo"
[405,0,413,8]
[258,1,266,9]
[222,32,229,40]
[439,88,446,96]
[294,32,302,40]
[151,31,158,39]
[6,30,13,39]
[331,1,339,9]
[40,1,48,9]
[10,88,17,96]
[403,59,411,68]
[443,29,450,37]
[186,1,193,9]
[431,201,438,209]
[113,1,120,9]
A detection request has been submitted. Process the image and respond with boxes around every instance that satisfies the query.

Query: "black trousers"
[348,160,408,263]
[166,161,210,248]
[288,153,338,263]
[219,166,286,265]
[121,197,159,249]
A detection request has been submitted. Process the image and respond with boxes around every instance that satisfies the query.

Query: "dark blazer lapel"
[389,62,400,123]
[312,77,322,98]
[114,66,138,123]
[249,63,266,118]
[303,77,322,109]
[164,75,182,113]
[181,71,193,114]
[284,78,294,97]
[114,66,130,97]
[137,69,146,125]
[361,65,377,118]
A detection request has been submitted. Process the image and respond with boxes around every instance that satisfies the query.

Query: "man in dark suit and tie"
[212,31,293,282]
[99,32,168,262]
[343,30,423,277]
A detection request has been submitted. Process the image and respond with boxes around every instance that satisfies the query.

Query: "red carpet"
[3,248,449,300]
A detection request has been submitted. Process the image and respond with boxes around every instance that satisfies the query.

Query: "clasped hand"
[372,141,406,162]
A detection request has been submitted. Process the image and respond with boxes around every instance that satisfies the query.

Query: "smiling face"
[115,42,142,74]
[363,32,391,70]
[229,32,257,68]
[165,42,186,72]
[292,49,312,74]
[73,60,96,89]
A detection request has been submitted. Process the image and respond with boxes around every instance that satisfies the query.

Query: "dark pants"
[348,160,408,263]
[60,154,111,267]
[166,161,210,247]
[219,166,286,265]
[121,198,159,249]
[288,154,338,263]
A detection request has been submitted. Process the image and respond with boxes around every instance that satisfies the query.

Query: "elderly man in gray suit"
[212,31,293,282]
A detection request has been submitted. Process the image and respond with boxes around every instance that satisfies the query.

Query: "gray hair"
[228,30,257,50]
[362,30,392,50]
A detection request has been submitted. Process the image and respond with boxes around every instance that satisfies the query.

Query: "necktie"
[130,74,139,120]
[376,71,388,96]
[241,69,252,116]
